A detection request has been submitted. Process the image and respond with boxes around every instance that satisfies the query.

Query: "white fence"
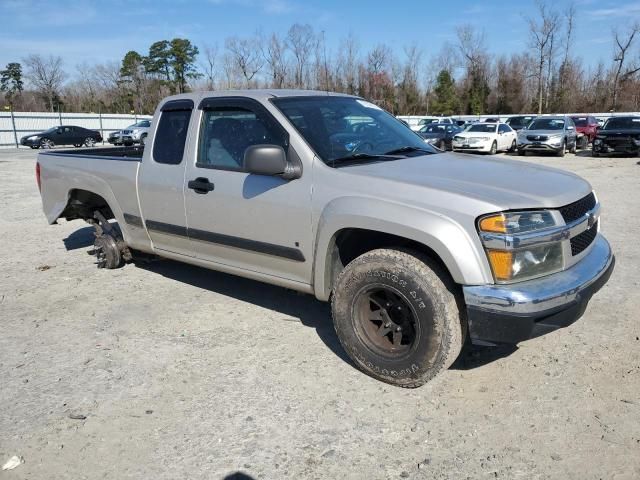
[0,111,153,148]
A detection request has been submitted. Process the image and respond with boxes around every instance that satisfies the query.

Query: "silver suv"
[107,120,151,146]
[517,116,577,157]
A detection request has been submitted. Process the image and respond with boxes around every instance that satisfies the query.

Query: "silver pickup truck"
[36,90,614,387]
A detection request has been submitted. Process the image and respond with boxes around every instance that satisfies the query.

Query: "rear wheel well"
[60,189,114,222]
[326,228,453,294]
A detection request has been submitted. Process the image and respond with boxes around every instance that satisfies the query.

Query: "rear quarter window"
[153,110,191,165]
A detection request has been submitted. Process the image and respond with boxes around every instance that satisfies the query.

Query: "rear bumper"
[462,234,614,345]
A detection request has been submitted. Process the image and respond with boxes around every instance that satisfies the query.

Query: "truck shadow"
[63,228,517,375]
[132,256,353,367]
[63,226,95,250]
[450,343,518,370]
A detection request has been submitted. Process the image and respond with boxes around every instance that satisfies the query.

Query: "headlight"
[425,138,438,144]
[453,136,463,141]
[28,135,40,140]
[594,139,602,145]
[478,210,564,283]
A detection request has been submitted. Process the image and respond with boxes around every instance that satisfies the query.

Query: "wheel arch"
[312,197,492,301]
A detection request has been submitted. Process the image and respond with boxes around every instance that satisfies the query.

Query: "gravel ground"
[0,148,639,480]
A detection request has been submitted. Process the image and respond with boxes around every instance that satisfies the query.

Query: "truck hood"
[342,152,592,210]
[598,129,640,137]
[521,130,565,136]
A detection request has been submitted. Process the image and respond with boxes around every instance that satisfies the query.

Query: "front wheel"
[556,140,566,157]
[84,137,96,147]
[140,134,147,146]
[40,138,54,149]
[509,140,517,152]
[331,248,464,388]
[489,141,497,155]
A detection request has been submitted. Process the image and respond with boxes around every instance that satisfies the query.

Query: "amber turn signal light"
[479,214,507,233]
[486,250,513,281]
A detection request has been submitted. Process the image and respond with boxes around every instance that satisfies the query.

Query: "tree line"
[1,3,639,116]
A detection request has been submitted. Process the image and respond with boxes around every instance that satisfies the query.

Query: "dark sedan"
[505,115,535,131]
[417,123,461,150]
[20,126,103,149]
[592,116,640,157]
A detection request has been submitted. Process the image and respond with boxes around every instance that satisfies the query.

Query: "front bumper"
[20,137,40,146]
[518,141,563,152]
[593,140,640,155]
[452,141,491,152]
[463,234,614,345]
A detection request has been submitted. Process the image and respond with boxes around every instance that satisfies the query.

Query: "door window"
[197,107,285,170]
[153,109,191,165]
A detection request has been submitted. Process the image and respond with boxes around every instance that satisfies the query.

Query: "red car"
[570,116,599,149]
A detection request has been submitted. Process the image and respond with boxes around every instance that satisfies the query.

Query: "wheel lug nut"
[396,327,402,332]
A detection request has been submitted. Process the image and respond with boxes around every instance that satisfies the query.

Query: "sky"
[1,0,639,80]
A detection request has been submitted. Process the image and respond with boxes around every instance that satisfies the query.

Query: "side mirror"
[244,145,288,176]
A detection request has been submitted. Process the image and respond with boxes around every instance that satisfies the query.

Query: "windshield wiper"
[383,146,434,155]
[330,153,396,166]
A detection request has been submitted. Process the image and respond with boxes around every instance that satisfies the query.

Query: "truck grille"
[559,193,596,224]
[570,221,598,256]
[527,135,548,141]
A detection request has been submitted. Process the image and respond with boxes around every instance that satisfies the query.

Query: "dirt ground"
[0,147,638,480]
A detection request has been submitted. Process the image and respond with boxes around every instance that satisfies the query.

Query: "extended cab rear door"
[137,99,194,256]
[182,96,313,285]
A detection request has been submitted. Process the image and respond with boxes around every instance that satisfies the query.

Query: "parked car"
[505,115,535,131]
[20,126,102,149]
[108,120,151,146]
[411,116,455,131]
[592,116,640,157]
[452,122,517,154]
[517,116,577,157]
[36,90,613,387]
[570,116,600,149]
[417,123,461,150]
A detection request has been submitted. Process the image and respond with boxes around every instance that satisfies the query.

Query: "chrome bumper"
[463,235,614,344]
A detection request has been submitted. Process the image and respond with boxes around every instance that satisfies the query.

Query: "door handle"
[188,177,215,194]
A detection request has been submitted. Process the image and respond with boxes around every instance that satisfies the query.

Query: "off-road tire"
[331,248,465,388]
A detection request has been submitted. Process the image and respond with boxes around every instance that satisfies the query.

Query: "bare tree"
[225,36,264,87]
[337,33,359,94]
[611,21,640,111]
[261,32,288,88]
[367,44,392,74]
[526,1,560,114]
[201,43,218,90]
[287,24,316,88]
[23,54,66,112]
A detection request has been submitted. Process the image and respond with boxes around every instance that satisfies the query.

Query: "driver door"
[183,97,313,285]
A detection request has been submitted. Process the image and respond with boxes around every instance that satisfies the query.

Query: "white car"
[452,122,517,154]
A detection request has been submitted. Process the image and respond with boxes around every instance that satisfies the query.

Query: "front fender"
[312,196,493,301]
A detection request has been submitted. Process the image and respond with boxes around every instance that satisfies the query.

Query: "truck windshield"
[529,119,565,130]
[602,117,640,130]
[466,124,497,133]
[272,96,437,165]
